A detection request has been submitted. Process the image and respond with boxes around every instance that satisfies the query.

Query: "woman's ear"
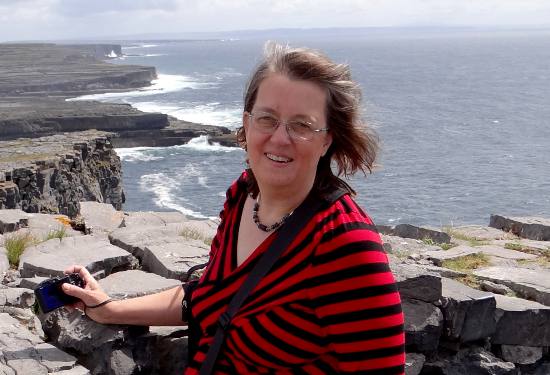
[242,112,250,132]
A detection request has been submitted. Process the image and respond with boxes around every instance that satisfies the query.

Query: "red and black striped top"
[185,172,405,374]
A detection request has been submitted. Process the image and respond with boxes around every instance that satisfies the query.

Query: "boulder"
[440,278,496,342]
[492,294,550,346]
[402,299,443,353]
[391,224,451,244]
[392,263,442,303]
[474,267,550,306]
[18,235,136,278]
[108,224,183,260]
[500,345,543,365]
[480,280,513,296]
[0,209,29,234]
[79,202,124,234]
[490,215,550,241]
[121,211,187,228]
[423,347,517,375]
[0,287,34,308]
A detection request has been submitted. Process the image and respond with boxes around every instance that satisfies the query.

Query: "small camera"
[34,273,84,313]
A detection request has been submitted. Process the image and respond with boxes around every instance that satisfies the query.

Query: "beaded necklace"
[252,193,293,232]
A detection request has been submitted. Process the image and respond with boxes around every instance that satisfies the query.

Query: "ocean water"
[71,29,550,226]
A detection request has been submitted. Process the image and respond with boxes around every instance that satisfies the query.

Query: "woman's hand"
[62,265,113,323]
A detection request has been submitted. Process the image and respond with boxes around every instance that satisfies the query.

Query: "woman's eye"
[291,121,312,132]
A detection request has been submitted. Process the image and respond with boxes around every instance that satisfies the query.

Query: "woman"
[63,42,405,374]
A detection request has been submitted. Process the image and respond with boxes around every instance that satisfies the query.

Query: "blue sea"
[70,29,550,226]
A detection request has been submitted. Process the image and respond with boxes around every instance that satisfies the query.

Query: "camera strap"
[198,188,346,375]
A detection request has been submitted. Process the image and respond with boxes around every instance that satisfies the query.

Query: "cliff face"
[0,131,124,217]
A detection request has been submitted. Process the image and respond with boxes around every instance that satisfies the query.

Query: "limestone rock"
[381,234,441,256]
[18,235,135,278]
[425,245,479,266]
[490,215,550,241]
[403,299,443,353]
[389,224,451,244]
[423,347,517,375]
[440,278,496,342]
[98,270,181,299]
[0,246,8,274]
[500,345,543,365]
[450,225,518,241]
[0,287,34,307]
[109,224,183,260]
[405,353,425,375]
[121,211,187,228]
[480,280,513,295]
[79,201,124,234]
[492,294,550,346]
[25,213,82,239]
[143,241,210,280]
[474,266,550,306]
[0,209,29,234]
[392,263,442,303]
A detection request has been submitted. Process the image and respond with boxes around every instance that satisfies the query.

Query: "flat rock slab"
[490,215,550,241]
[450,225,518,241]
[121,211,188,228]
[0,287,34,308]
[98,270,180,299]
[143,241,210,280]
[474,266,550,306]
[18,235,135,278]
[381,234,440,256]
[392,263,442,303]
[79,202,124,234]
[0,209,29,234]
[25,213,82,239]
[440,278,496,342]
[426,245,537,267]
[492,294,550,346]
[0,312,81,373]
[492,239,550,252]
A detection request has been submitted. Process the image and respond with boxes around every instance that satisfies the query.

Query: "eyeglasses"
[247,111,329,141]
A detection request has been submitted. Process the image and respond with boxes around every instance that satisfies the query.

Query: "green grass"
[422,237,456,251]
[3,232,35,267]
[442,226,490,247]
[504,242,524,251]
[44,226,68,241]
[179,227,212,246]
[442,253,490,273]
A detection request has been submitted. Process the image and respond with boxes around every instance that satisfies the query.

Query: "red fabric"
[185,172,405,374]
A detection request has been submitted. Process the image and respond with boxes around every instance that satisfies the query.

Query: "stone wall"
[0,131,124,217]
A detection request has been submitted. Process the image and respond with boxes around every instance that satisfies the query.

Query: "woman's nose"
[269,121,292,144]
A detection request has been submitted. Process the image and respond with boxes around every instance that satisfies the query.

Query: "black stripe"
[336,343,405,362]
[346,364,405,375]
[320,221,378,243]
[266,309,327,345]
[233,325,297,366]
[320,304,403,326]
[313,240,386,266]
[249,317,320,359]
[311,282,399,307]
[330,324,404,344]
[309,262,392,284]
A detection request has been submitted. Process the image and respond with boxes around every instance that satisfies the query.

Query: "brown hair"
[237,42,379,197]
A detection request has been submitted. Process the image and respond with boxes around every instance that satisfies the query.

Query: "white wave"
[131,101,241,128]
[107,50,118,58]
[181,135,241,153]
[139,173,207,219]
[123,53,167,58]
[115,147,164,162]
[66,74,208,102]
[123,44,159,50]
[198,176,209,188]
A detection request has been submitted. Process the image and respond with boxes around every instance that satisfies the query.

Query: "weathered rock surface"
[440,278,496,342]
[0,132,124,217]
[449,225,519,241]
[392,263,442,302]
[490,215,550,241]
[98,270,180,299]
[0,312,83,374]
[474,266,550,306]
[0,209,29,234]
[144,241,210,280]
[18,236,136,278]
[491,294,550,346]
[402,299,443,353]
[426,245,537,266]
[79,202,124,234]
[383,223,451,244]
[423,347,517,375]
[500,344,543,365]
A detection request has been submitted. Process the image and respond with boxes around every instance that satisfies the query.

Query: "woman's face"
[243,73,332,195]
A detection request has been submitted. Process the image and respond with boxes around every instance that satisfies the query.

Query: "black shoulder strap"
[199,188,347,375]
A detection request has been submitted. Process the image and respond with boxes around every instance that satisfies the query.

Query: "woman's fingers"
[64,265,98,290]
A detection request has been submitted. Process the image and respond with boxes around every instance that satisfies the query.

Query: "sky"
[1,0,550,41]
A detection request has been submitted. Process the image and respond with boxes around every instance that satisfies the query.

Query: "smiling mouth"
[265,153,293,163]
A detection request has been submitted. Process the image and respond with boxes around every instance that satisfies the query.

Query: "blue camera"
[34,273,84,313]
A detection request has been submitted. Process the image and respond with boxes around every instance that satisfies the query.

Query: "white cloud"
[0,0,549,41]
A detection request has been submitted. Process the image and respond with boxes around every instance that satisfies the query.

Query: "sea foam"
[66,74,206,102]
[115,147,165,162]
